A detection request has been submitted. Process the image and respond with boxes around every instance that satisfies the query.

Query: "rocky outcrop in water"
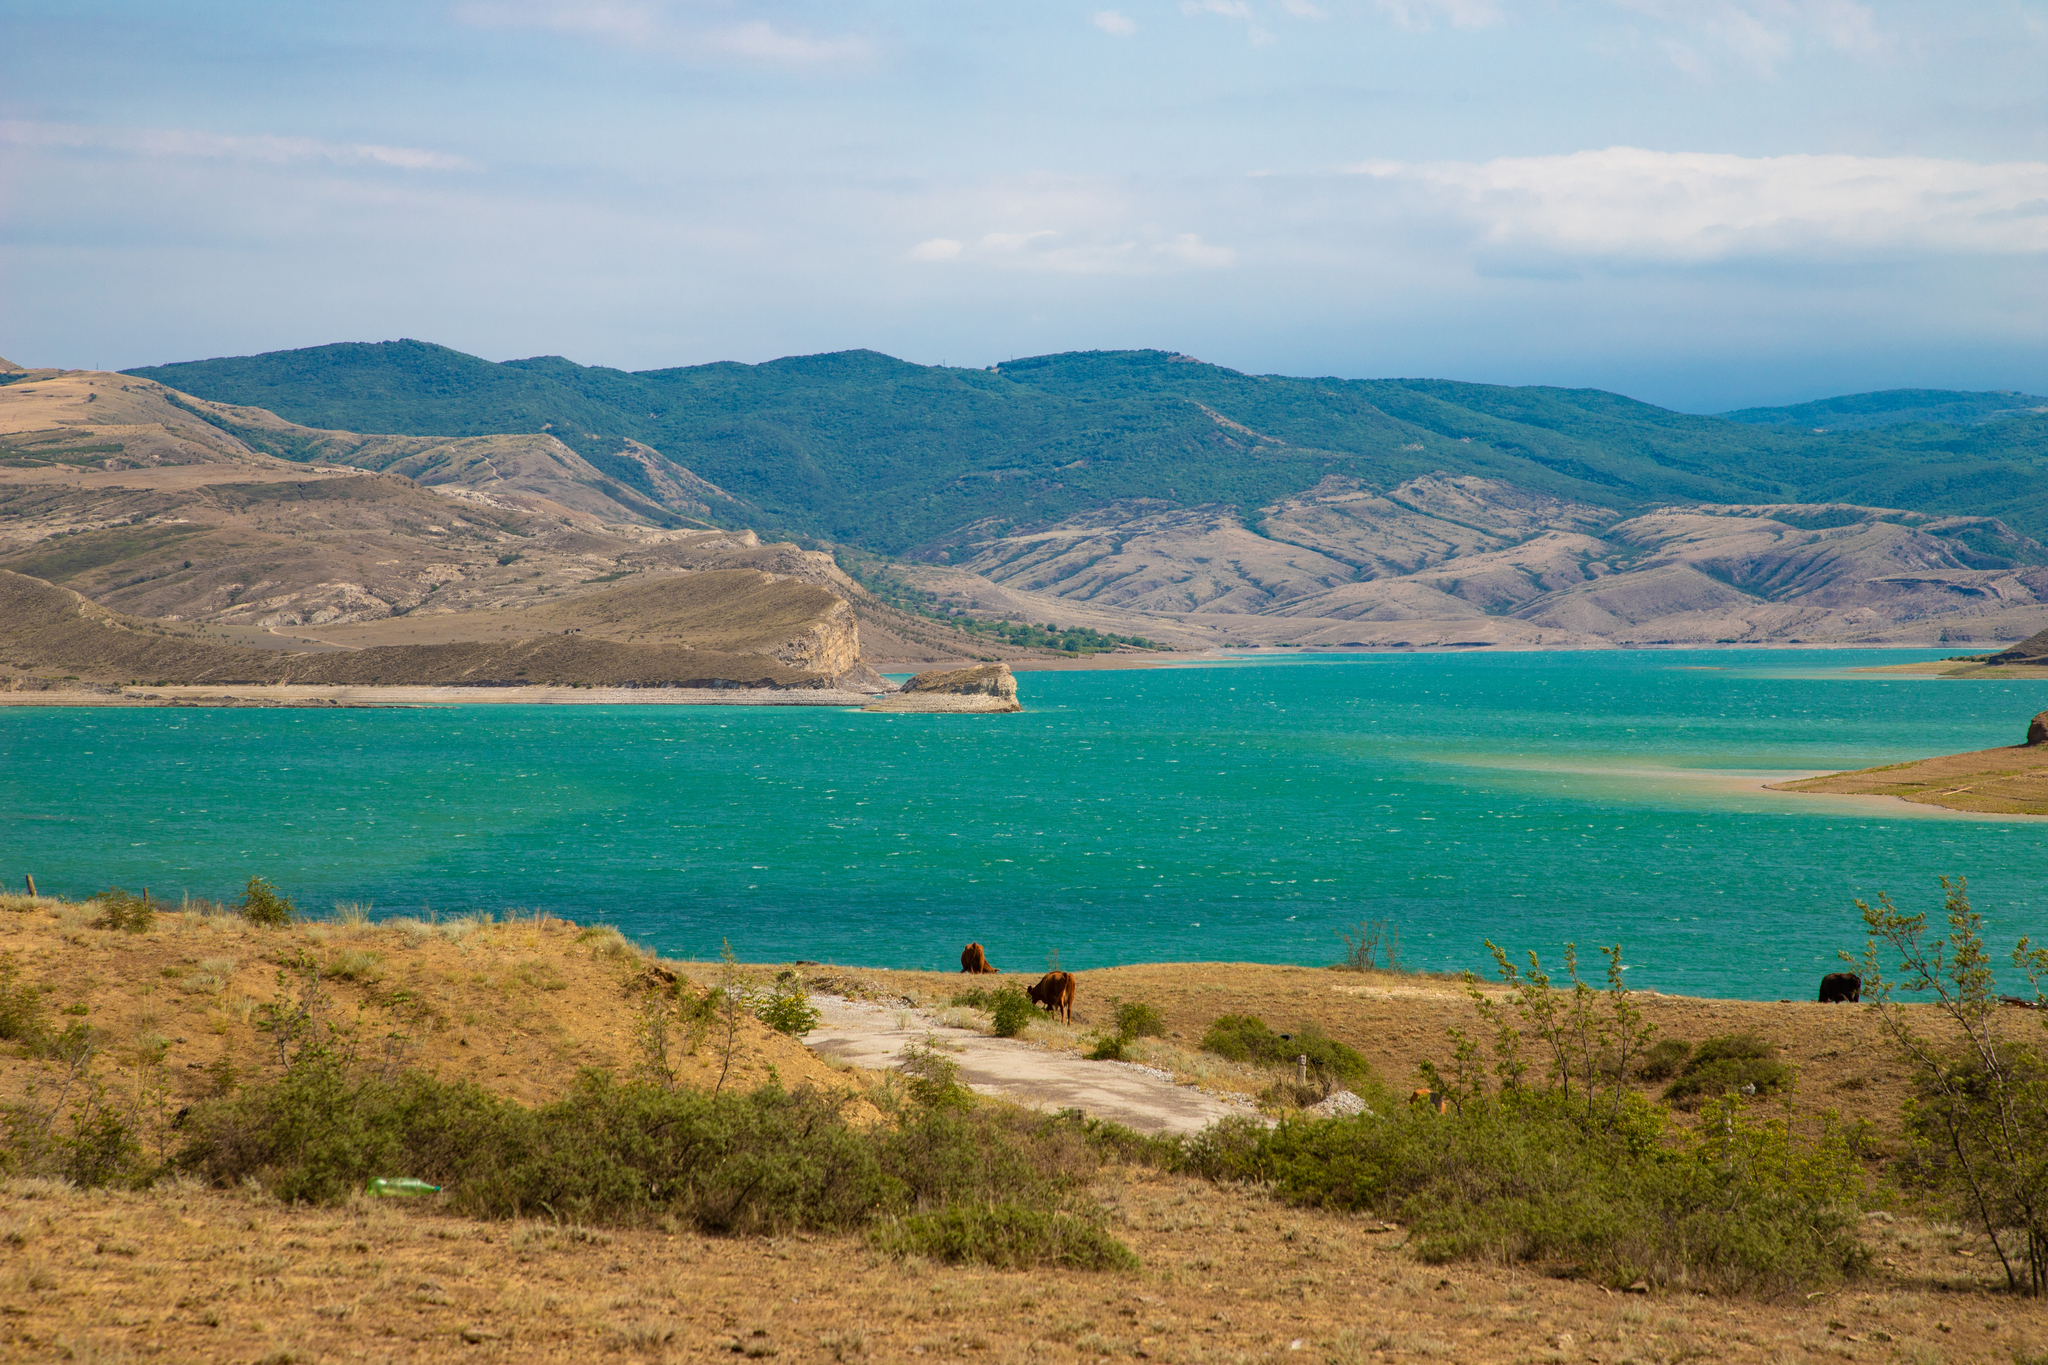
[862,662,1021,713]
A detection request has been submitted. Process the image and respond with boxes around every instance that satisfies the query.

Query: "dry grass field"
[4,898,2047,1363]
[1771,742,2048,817]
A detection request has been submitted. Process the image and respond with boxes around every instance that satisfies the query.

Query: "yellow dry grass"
[1771,743,2048,816]
[4,903,2047,1362]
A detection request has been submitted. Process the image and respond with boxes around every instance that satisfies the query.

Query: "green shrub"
[90,888,155,933]
[987,988,1034,1039]
[176,1045,1135,1249]
[1113,1000,1166,1040]
[896,1037,973,1110]
[1084,1034,1127,1061]
[1171,1088,1865,1294]
[1198,1014,1370,1087]
[1662,1033,1792,1110]
[756,972,822,1037]
[1637,1038,1691,1082]
[872,1202,1138,1270]
[237,876,294,927]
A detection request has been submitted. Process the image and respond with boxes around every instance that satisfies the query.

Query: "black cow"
[1818,972,1861,1004]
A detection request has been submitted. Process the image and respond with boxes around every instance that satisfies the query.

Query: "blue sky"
[2,0,2044,410]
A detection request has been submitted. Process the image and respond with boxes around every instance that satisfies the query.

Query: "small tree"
[758,970,822,1037]
[1339,918,1402,973]
[1856,877,2048,1296]
[238,876,294,928]
[1425,941,1655,1128]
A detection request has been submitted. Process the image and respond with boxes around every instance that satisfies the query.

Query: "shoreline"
[0,683,891,708]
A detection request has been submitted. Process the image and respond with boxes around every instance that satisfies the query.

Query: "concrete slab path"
[805,995,1255,1136]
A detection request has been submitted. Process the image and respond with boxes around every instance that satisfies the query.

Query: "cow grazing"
[1028,970,1076,1023]
[1818,972,1861,1004]
[960,942,998,974]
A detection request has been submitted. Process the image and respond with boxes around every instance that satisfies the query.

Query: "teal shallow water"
[3,649,2045,999]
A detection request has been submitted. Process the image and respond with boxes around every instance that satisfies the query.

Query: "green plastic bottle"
[367,1177,442,1197]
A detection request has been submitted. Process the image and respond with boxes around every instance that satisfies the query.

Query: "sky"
[2,0,2045,411]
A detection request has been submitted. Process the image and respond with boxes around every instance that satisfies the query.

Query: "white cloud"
[1092,9,1138,35]
[1372,0,1500,30]
[903,218,1235,274]
[1605,0,1886,76]
[1348,147,2048,262]
[453,0,871,66]
[1371,0,1503,29]
[1182,0,1275,44]
[0,120,474,171]
[1279,0,1328,16]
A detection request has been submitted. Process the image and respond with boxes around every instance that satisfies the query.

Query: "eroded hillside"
[905,474,2048,649]
[0,370,1046,679]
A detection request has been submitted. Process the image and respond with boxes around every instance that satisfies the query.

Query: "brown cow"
[1409,1088,1449,1114]
[1027,970,1076,1023]
[960,942,998,974]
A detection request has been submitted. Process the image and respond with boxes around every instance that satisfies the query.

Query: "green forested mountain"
[127,341,2048,553]
[1719,389,2048,431]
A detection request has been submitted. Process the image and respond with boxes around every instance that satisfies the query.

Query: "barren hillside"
[906,474,2048,649]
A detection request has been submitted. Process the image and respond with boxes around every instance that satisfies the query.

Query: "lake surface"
[4,649,2045,998]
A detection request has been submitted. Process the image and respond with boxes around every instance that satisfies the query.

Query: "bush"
[1662,1033,1792,1110]
[756,972,822,1037]
[177,1048,1136,1268]
[1171,1088,1865,1294]
[237,876,294,927]
[1114,1000,1166,1040]
[90,888,155,933]
[1198,1014,1371,1088]
[1084,1034,1127,1061]
[987,988,1034,1039]
[1636,1038,1691,1082]
[872,1202,1138,1270]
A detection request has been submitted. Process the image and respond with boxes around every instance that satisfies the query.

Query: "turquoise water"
[3,649,2045,998]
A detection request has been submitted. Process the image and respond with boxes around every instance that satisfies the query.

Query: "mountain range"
[104,341,2048,651]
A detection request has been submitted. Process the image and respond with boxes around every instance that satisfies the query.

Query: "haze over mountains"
[108,341,2048,650]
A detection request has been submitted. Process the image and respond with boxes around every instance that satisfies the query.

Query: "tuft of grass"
[328,949,385,984]
[1662,1033,1793,1109]
[576,925,636,959]
[872,1202,1138,1271]
[179,957,236,995]
[510,958,566,992]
